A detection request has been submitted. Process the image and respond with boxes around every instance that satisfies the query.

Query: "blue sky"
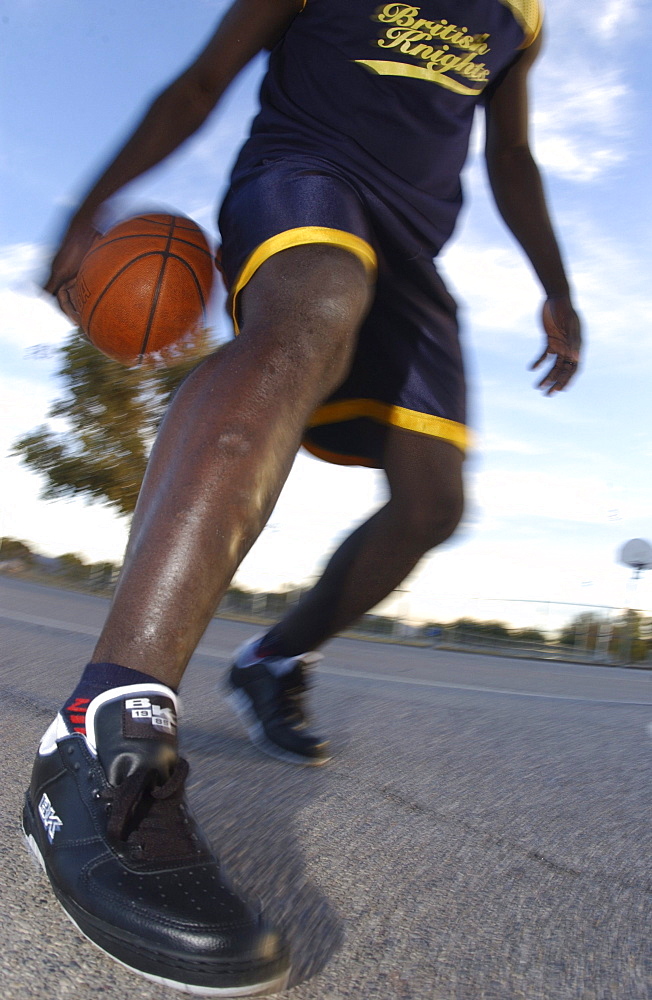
[1,0,651,628]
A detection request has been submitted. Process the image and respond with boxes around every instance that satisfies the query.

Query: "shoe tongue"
[85,685,179,786]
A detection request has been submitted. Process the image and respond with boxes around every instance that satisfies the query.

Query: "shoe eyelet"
[92,790,101,800]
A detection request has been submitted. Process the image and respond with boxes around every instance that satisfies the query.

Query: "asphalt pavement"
[1,577,650,1000]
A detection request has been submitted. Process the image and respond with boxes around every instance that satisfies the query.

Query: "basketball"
[76,213,215,366]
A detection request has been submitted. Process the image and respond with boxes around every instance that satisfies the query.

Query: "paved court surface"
[1,577,651,999]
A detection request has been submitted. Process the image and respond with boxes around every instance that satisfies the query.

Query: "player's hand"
[530,294,582,395]
[42,215,100,325]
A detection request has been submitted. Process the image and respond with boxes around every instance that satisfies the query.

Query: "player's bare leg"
[226,431,464,764]
[92,244,373,686]
[25,244,372,994]
[264,431,464,653]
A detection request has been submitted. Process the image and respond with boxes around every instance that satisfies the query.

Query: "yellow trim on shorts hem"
[302,440,379,468]
[307,398,470,454]
[229,227,377,333]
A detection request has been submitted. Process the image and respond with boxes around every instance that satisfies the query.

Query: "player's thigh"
[239,242,373,347]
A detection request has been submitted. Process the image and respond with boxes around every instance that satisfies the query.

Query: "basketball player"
[26,1,581,993]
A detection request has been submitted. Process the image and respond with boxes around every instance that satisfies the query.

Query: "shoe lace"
[100,758,200,860]
[275,666,309,727]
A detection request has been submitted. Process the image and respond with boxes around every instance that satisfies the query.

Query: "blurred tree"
[56,552,89,582]
[558,609,652,662]
[0,537,35,564]
[13,328,216,518]
[451,617,511,639]
[511,627,547,644]
[613,608,650,663]
[558,611,601,648]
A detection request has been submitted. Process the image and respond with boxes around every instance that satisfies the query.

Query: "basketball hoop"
[619,538,652,579]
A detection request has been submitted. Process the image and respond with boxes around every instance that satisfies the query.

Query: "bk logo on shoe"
[123,696,177,741]
[38,792,63,842]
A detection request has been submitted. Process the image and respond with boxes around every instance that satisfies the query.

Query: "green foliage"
[557,611,602,647]
[0,537,35,564]
[451,617,511,639]
[511,627,547,644]
[56,552,89,581]
[13,329,216,518]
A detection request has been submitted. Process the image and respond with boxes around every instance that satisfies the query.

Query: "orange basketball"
[76,213,215,366]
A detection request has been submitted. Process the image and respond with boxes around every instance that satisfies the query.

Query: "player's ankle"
[61,661,173,735]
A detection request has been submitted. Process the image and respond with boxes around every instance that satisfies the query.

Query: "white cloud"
[594,0,643,40]
[532,135,624,183]
[527,4,638,184]
[530,61,630,182]
[0,242,72,352]
[0,242,48,286]
[440,242,539,337]
[0,286,71,352]
[533,74,629,136]
[548,0,645,43]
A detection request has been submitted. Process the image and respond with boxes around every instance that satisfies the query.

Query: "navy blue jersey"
[232,0,543,254]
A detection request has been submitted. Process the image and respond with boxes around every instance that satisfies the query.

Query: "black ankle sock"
[62,662,169,735]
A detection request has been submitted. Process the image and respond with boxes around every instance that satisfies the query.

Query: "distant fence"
[217,588,652,666]
[2,562,650,666]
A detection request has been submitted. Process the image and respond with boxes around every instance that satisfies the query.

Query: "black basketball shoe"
[22,682,289,995]
[225,639,330,766]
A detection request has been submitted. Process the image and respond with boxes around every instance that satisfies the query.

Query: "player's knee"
[396,481,464,553]
[240,244,372,385]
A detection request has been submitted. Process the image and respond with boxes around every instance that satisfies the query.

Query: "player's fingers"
[55,279,81,324]
[43,261,77,298]
[537,357,578,394]
[42,273,58,296]
[529,350,550,371]
[42,225,100,297]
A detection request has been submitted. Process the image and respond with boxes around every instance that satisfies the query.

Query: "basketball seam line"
[83,234,213,259]
[140,218,175,358]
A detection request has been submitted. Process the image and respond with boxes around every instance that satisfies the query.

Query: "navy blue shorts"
[218,155,467,468]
